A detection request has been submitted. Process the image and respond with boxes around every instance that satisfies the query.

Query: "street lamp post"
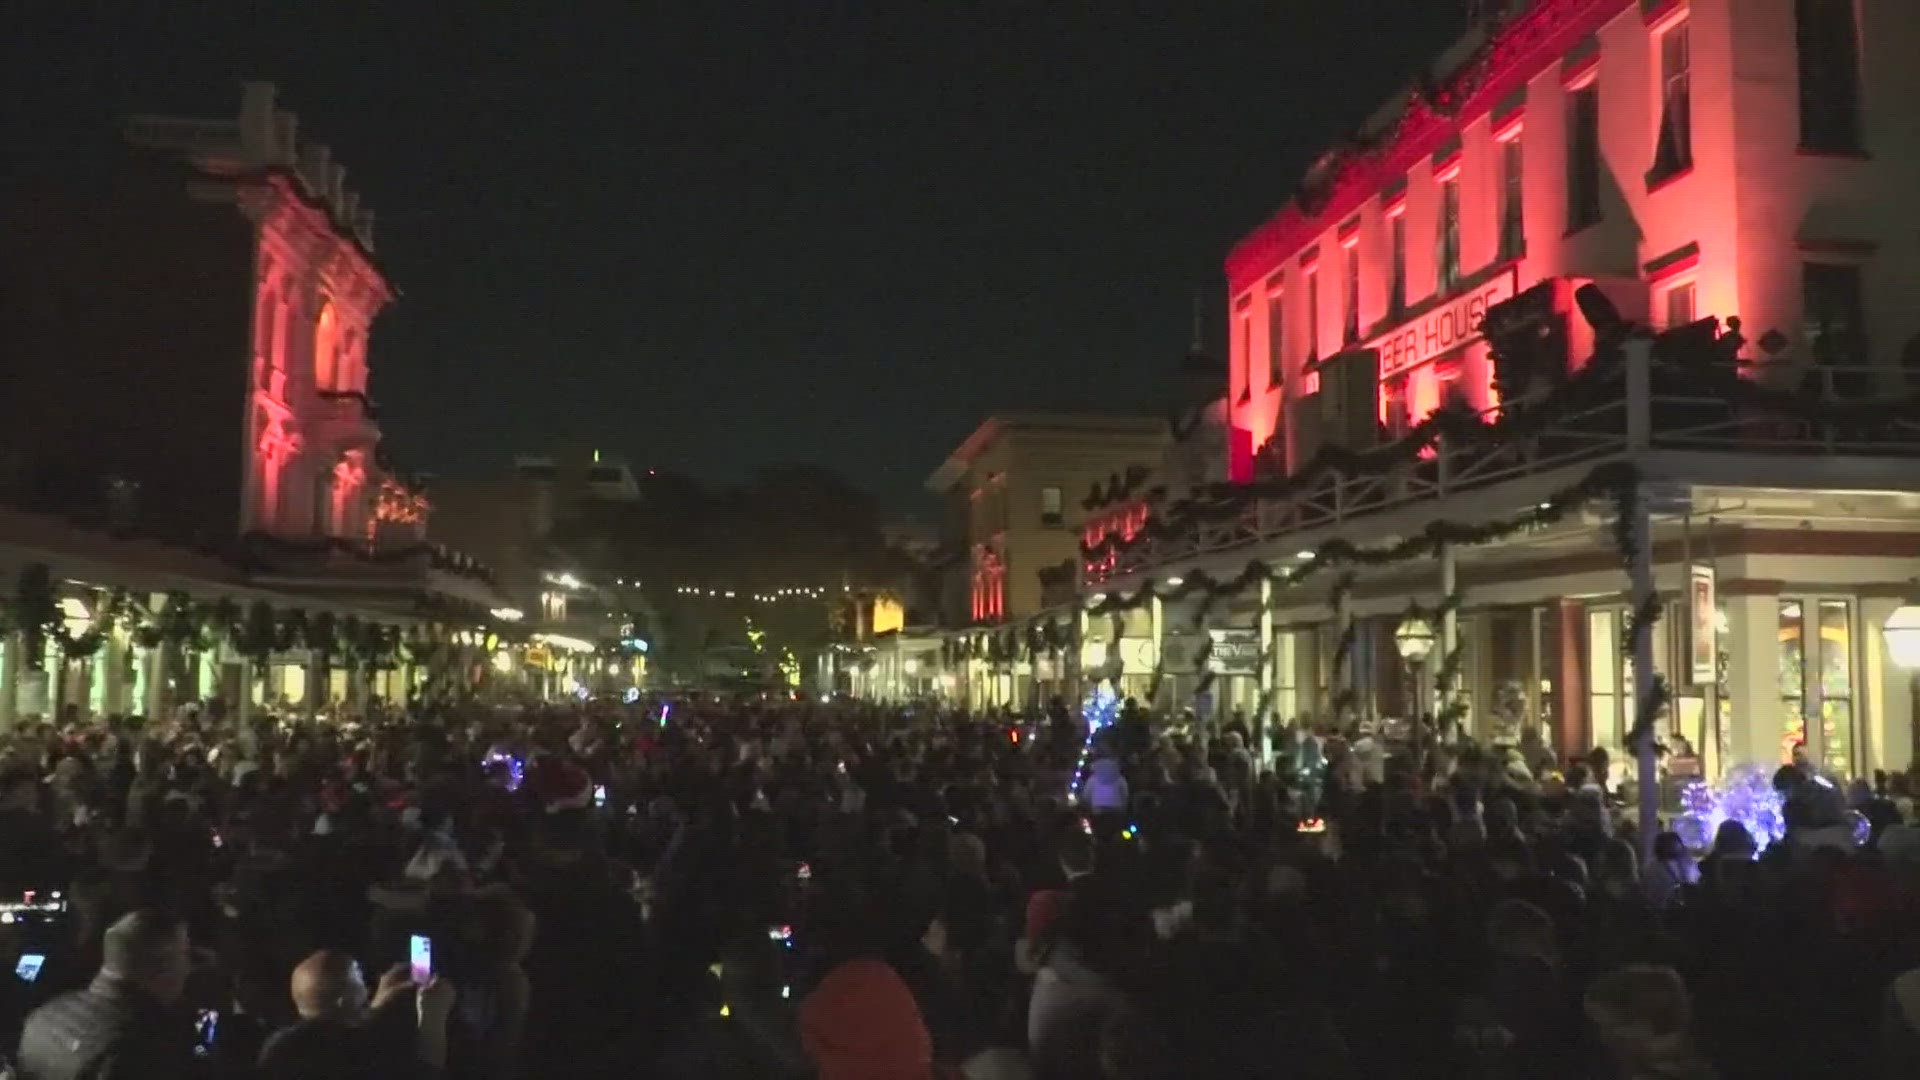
[1395,614,1436,766]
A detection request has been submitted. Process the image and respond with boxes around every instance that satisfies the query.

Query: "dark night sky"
[4,3,1465,504]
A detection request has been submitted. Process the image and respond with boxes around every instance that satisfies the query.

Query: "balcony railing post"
[1625,337,1654,451]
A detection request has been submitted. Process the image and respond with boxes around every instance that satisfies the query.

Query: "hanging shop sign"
[1366,267,1518,379]
[1689,564,1716,685]
[1159,631,1205,675]
[1206,628,1263,675]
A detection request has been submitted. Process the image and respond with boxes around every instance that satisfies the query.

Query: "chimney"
[272,110,298,164]
[239,82,277,159]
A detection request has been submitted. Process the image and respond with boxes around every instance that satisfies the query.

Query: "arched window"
[255,283,281,372]
[313,301,339,390]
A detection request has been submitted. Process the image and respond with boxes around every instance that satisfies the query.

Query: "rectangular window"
[1778,598,1857,772]
[1436,177,1462,292]
[1305,270,1320,363]
[1797,0,1863,153]
[1663,281,1697,328]
[1266,288,1284,387]
[1499,138,1525,259]
[1651,19,1693,182]
[1588,608,1621,750]
[1237,313,1252,400]
[1567,82,1602,232]
[1343,244,1361,343]
[1040,486,1063,527]
[1389,214,1407,315]
[1802,262,1867,368]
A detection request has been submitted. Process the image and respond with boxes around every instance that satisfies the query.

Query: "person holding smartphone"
[257,950,456,1080]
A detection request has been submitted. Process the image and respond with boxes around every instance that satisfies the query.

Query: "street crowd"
[2,692,1920,1079]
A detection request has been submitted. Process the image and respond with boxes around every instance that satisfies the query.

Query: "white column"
[1863,597,1915,775]
[0,631,16,730]
[1722,592,1782,768]
[144,647,166,719]
[1258,576,1275,764]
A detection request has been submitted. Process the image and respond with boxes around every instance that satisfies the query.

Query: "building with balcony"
[927,414,1169,707]
[1085,0,1920,781]
[0,83,516,723]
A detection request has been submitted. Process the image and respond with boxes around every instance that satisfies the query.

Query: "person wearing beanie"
[801,959,936,1080]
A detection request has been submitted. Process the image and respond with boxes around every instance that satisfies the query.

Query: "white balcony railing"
[1092,348,1920,582]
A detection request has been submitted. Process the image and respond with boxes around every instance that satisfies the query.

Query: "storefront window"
[1589,609,1620,751]
[1488,610,1533,744]
[1779,597,1857,772]
[1819,599,1854,770]
[1273,630,1299,725]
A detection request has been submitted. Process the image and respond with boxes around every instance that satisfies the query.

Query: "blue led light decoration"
[1067,683,1120,803]
[1675,764,1787,854]
[483,748,527,793]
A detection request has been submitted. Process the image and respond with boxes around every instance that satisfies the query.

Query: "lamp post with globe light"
[1396,614,1437,765]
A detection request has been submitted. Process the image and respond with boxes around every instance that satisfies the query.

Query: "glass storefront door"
[1779,597,1856,773]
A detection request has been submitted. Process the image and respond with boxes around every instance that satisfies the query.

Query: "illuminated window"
[1651,18,1693,182]
[1436,177,1461,292]
[313,301,339,390]
[312,472,332,536]
[1343,243,1361,344]
[1778,597,1856,772]
[1567,82,1602,232]
[1237,311,1252,401]
[1389,214,1407,315]
[1265,284,1284,388]
[1499,138,1525,259]
[1040,486,1063,527]
[1663,281,1697,329]
[256,283,283,374]
[1796,0,1863,153]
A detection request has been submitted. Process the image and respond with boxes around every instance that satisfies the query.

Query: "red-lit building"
[1228,0,1920,476]
[0,83,514,721]
[1088,0,1920,780]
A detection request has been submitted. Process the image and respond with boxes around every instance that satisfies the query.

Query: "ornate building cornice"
[1226,0,1632,295]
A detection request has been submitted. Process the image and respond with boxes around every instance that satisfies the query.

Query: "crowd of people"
[3,690,1920,1079]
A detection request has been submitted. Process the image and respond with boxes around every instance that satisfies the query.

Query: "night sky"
[5,3,1464,504]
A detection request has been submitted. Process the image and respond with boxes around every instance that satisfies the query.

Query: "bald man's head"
[289,951,368,1019]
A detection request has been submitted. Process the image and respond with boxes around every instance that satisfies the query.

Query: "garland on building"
[1082,337,1920,570]
[1086,460,1639,618]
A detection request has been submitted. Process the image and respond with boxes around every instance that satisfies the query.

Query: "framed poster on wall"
[1689,564,1716,685]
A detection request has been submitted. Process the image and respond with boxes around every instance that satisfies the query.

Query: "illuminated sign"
[1365,268,1517,379]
